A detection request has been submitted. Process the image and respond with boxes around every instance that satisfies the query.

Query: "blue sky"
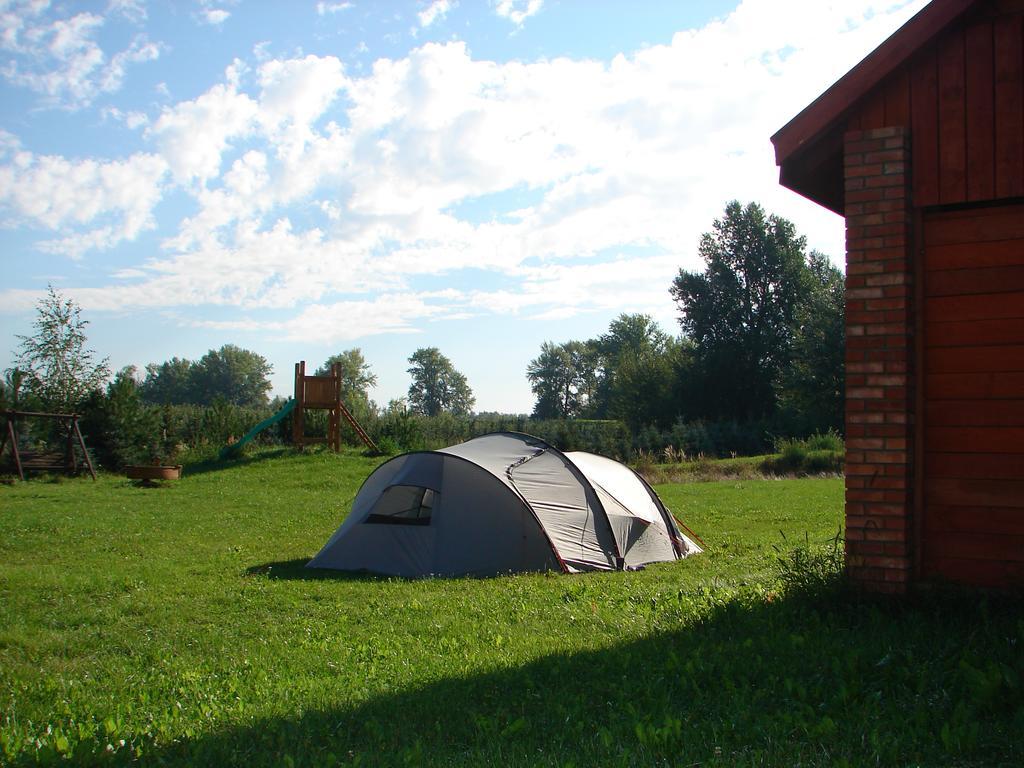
[1,0,927,413]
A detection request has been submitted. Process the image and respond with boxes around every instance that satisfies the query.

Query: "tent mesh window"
[365,486,435,526]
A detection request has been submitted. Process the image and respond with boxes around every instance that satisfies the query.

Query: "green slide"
[220,398,296,459]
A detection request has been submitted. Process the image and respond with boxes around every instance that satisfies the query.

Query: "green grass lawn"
[1,450,1021,766]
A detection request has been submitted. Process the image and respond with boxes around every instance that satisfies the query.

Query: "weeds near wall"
[773,529,845,596]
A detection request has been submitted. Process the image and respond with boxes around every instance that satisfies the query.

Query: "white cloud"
[0,287,45,314]
[70,214,406,314]
[495,0,542,26]
[102,106,150,129]
[257,55,348,137]
[0,3,162,108]
[0,128,21,155]
[37,226,120,259]
[149,63,258,184]
[107,0,147,24]
[419,0,454,28]
[276,292,456,342]
[172,290,460,341]
[201,8,230,25]
[252,41,271,61]
[0,149,168,256]
[2,0,927,340]
[316,2,353,15]
[468,253,686,325]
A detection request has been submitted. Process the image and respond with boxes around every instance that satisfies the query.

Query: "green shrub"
[804,449,843,474]
[776,438,809,472]
[632,449,657,476]
[803,429,844,453]
[373,435,401,456]
[372,406,424,452]
[80,372,164,469]
[762,432,844,476]
[74,388,848,469]
[773,531,844,596]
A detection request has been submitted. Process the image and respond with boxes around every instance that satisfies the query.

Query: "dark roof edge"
[771,0,977,166]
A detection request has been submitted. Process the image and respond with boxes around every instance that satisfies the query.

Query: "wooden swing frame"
[1,410,97,481]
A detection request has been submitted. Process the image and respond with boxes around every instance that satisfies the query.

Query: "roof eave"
[771,0,978,184]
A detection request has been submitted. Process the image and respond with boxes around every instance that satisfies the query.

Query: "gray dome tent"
[308,432,701,577]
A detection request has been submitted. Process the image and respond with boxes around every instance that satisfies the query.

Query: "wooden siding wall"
[921,204,1024,585]
[846,1,1024,208]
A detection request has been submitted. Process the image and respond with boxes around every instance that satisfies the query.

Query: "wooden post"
[65,416,77,474]
[0,414,9,463]
[293,361,305,450]
[72,416,96,480]
[3,413,24,481]
[331,362,342,452]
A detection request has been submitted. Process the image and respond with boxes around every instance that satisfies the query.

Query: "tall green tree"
[609,336,694,429]
[782,251,845,434]
[190,345,273,407]
[316,349,377,402]
[1,368,28,410]
[14,286,110,412]
[592,314,668,416]
[406,347,475,417]
[670,201,810,422]
[140,357,195,404]
[593,314,686,428]
[526,340,596,419]
[317,348,378,445]
[86,366,163,468]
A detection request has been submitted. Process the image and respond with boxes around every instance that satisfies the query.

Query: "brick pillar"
[842,127,914,593]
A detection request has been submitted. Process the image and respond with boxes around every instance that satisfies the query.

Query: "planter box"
[125,464,182,481]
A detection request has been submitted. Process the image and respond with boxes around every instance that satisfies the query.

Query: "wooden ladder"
[340,401,378,453]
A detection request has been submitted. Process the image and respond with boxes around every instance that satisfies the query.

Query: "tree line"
[1,287,481,466]
[527,201,844,437]
[3,201,843,468]
[3,295,472,421]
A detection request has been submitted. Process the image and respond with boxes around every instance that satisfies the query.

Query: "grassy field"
[1,449,1022,766]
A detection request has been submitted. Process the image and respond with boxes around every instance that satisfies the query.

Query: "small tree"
[373,397,424,453]
[84,366,163,469]
[317,349,379,445]
[526,340,596,419]
[316,349,378,401]
[782,251,845,434]
[140,357,195,405]
[15,286,110,413]
[592,313,673,425]
[189,345,272,407]
[407,347,475,417]
[1,368,27,411]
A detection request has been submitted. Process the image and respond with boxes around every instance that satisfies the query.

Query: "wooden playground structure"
[292,361,377,453]
[1,410,96,481]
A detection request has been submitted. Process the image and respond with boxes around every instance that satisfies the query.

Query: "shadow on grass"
[245,559,392,583]
[180,447,295,477]
[182,446,387,478]
[246,559,544,583]
[18,587,1022,767]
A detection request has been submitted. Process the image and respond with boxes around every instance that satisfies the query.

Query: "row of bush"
[4,381,844,473]
[761,432,846,475]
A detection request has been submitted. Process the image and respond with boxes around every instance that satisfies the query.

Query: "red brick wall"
[843,126,915,593]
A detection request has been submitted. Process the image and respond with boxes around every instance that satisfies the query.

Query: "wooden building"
[772,0,1024,591]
